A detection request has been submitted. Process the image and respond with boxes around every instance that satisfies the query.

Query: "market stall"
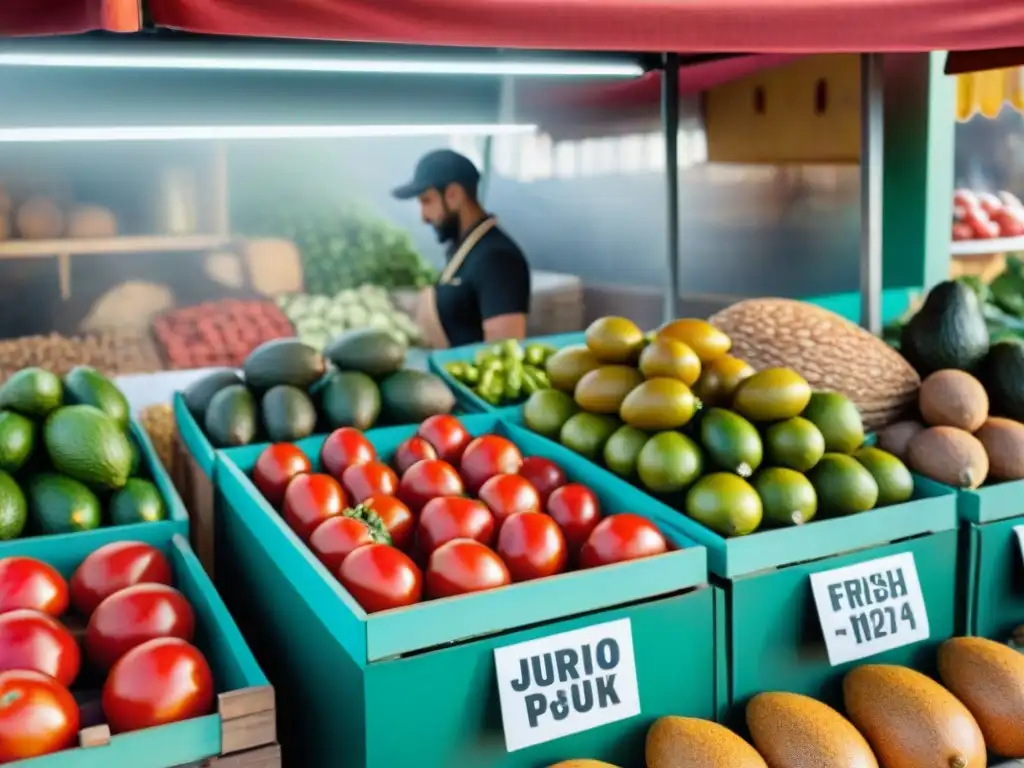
[5,0,1024,766]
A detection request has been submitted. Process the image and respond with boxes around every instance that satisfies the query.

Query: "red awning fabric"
[148,0,1024,53]
[0,0,139,35]
[522,55,800,112]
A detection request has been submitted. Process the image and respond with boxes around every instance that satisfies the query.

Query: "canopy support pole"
[662,52,681,324]
[860,53,884,334]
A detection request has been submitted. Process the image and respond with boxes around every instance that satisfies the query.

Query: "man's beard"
[433,206,460,245]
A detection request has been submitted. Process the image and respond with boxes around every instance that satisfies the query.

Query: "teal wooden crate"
[174,393,216,479]
[960,479,1024,639]
[499,408,958,579]
[5,532,268,768]
[427,332,585,413]
[802,287,919,324]
[721,527,959,724]
[0,418,188,555]
[214,412,715,768]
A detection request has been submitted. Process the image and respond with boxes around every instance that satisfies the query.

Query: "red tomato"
[417,497,495,555]
[341,461,398,504]
[364,494,415,551]
[0,670,79,762]
[579,514,668,569]
[497,512,568,582]
[478,474,541,530]
[69,541,173,618]
[320,428,376,480]
[252,444,312,507]
[547,484,602,555]
[0,610,80,687]
[338,544,423,614]
[85,584,196,670]
[102,637,214,734]
[417,415,471,465]
[309,516,383,573]
[0,557,68,617]
[951,221,975,241]
[283,473,348,541]
[397,459,464,514]
[426,539,510,599]
[392,436,438,476]
[518,457,567,505]
[460,435,523,495]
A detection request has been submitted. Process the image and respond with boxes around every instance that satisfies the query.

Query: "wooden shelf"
[0,234,232,259]
[950,236,1024,257]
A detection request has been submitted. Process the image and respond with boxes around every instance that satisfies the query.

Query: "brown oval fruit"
[585,316,645,364]
[545,345,602,393]
[747,691,878,768]
[645,716,767,768]
[638,337,701,386]
[938,636,1024,758]
[919,370,989,432]
[574,366,643,414]
[843,664,986,768]
[876,420,925,462]
[692,355,756,406]
[620,378,697,431]
[710,299,920,430]
[975,417,1024,481]
[657,319,732,363]
[906,426,989,489]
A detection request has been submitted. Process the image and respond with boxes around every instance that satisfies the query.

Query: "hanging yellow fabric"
[956,67,1024,121]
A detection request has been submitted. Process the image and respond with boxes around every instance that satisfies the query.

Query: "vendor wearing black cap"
[392,149,530,349]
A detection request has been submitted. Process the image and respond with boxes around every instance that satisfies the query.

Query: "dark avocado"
[900,280,989,376]
[980,339,1024,421]
[183,368,244,418]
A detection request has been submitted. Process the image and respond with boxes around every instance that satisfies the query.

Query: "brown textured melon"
[938,636,1024,758]
[709,299,919,430]
[843,664,986,768]
[645,716,767,768]
[746,691,878,768]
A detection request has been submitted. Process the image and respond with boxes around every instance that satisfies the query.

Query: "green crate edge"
[215,412,708,665]
[6,532,267,768]
[0,417,189,555]
[174,393,216,479]
[426,331,585,413]
[496,408,958,579]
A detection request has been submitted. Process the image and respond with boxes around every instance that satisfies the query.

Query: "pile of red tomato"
[0,542,214,763]
[252,415,671,615]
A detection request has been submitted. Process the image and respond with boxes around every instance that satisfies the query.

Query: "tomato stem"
[0,690,21,708]
[343,505,393,545]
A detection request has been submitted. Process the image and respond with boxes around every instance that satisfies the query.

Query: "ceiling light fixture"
[0,123,538,143]
[0,51,644,78]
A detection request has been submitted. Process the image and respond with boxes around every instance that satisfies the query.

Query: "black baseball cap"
[391,149,481,200]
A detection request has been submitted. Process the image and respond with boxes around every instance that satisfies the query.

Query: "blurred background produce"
[277,284,422,350]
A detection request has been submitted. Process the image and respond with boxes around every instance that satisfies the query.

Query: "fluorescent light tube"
[0,51,643,78]
[0,124,538,143]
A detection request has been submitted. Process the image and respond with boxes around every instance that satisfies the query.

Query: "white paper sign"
[493,617,641,752]
[810,551,930,666]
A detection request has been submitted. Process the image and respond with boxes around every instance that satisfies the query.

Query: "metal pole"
[480,75,517,205]
[661,53,681,324]
[860,53,884,334]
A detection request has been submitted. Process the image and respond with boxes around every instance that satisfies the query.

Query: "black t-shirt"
[435,220,530,347]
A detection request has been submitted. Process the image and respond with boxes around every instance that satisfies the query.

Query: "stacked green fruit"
[276,284,423,350]
[445,339,556,406]
[0,366,168,540]
[190,331,457,448]
[522,315,916,538]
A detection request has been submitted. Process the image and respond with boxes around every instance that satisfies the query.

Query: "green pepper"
[522,368,543,395]
[524,343,548,366]
[476,383,503,405]
[478,368,500,393]
[462,365,480,385]
[445,362,468,382]
[504,361,524,400]
[474,349,498,367]
[498,338,525,362]
[531,369,551,389]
